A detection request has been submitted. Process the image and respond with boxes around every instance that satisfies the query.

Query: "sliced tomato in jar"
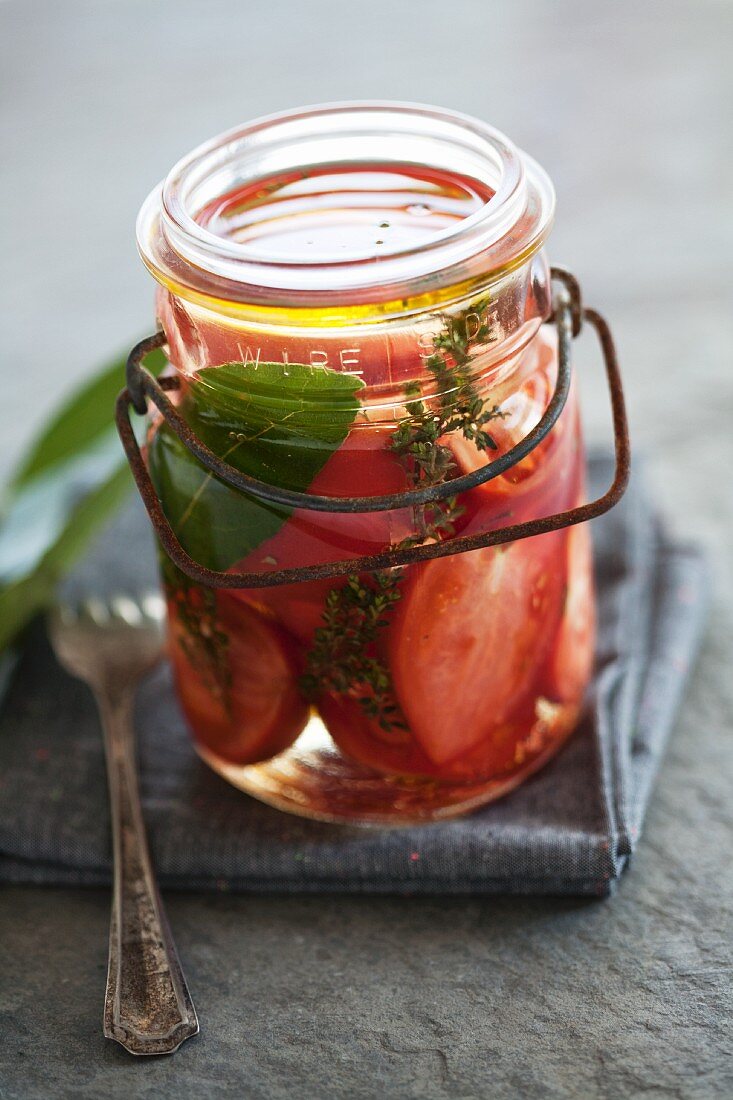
[544,521,595,703]
[319,692,439,778]
[230,425,415,645]
[308,421,411,501]
[168,593,309,766]
[230,518,338,646]
[321,685,560,782]
[443,328,580,529]
[387,531,567,767]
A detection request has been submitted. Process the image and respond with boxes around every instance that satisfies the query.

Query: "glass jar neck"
[137,102,555,318]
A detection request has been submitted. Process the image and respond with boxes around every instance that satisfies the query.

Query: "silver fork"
[48,593,199,1056]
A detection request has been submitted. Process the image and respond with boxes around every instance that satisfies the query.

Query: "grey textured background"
[0,1,731,1097]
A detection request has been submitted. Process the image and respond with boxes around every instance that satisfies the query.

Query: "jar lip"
[137,101,555,308]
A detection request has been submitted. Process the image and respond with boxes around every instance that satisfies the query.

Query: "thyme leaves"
[164,560,232,710]
[300,572,406,733]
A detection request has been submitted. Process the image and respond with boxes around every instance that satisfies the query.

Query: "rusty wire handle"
[115,269,630,590]
[121,325,572,515]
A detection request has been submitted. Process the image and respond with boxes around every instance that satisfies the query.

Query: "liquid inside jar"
[196,165,493,264]
[146,155,594,823]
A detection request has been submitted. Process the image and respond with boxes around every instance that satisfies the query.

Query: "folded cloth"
[0,454,709,896]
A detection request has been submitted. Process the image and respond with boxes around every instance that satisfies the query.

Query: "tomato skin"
[387,531,567,767]
[319,692,439,778]
[320,687,552,781]
[310,423,409,500]
[168,592,309,766]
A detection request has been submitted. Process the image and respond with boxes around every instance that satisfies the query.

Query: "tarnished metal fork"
[48,593,199,1056]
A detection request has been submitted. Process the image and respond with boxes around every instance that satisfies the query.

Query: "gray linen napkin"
[0,454,709,896]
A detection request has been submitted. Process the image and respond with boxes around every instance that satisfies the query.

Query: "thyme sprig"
[300,572,406,732]
[165,561,231,710]
[303,296,506,731]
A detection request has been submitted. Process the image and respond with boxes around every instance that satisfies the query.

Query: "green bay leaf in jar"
[147,360,365,572]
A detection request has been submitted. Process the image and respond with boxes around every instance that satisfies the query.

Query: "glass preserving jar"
[123,103,629,824]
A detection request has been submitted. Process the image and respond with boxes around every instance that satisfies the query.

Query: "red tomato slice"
[168,592,308,765]
[321,685,558,782]
[448,410,582,536]
[310,423,408,499]
[319,692,440,778]
[230,425,414,644]
[231,521,338,646]
[544,522,595,703]
[388,531,567,766]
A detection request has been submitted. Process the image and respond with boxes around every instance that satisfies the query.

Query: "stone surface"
[0,0,731,1097]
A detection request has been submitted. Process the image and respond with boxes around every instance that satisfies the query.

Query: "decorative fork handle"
[96,688,199,1055]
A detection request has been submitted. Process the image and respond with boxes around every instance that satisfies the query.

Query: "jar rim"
[137,101,555,309]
